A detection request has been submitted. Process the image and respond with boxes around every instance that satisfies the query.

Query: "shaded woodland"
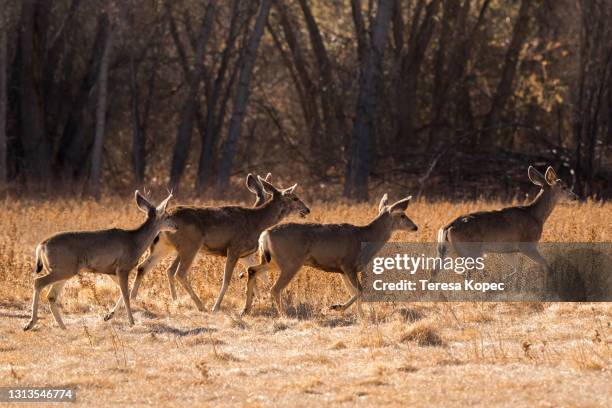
[0,0,610,200]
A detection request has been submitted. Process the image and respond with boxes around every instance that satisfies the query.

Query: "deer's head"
[528,166,577,203]
[246,172,272,206]
[135,191,178,233]
[378,194,418,231]
[258,176,310,218]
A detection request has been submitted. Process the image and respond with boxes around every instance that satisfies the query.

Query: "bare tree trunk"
[395,0,441,154]
[351,0,367,63]
[429,0,459,147]
[56,13,110,180]
[0,9,7,186]
[196,0,241,194]
[481,0,532,144]
[89,25,114,200]
[169,3,216,192]
[18,0,52,183]
[273,2,323,157]
[298,0,347,163]
[129,55,145,187]
[573,0,612,197]
[344,0,394,200]
[216,0,272,192]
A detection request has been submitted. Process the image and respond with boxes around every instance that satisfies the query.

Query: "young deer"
[118,175,310,314]
[23,192,176,330]
[242,194,418,316]
[432,166,577,280]
[125,172,272,306]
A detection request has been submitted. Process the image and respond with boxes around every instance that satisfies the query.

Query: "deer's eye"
[293,197,298,201]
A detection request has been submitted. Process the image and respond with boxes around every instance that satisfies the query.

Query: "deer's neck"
[526,188,557,225]
[131,216,159,257]
[359,212,393,243]
[251,196,286,230]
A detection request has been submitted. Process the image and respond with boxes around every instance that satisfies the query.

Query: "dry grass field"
[0,197,611,407]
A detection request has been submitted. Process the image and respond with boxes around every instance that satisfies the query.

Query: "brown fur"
[126,175,310,313]
[23,192,175,330]
[434,166,577,279]
[242,195,418,316]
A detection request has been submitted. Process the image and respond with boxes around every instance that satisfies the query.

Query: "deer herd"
[23,166,576,330]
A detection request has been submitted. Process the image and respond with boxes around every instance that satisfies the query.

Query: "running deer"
[115,175,310,315]
[124,172,272,308]
[432,166,577,280]
[23,192,176,330]
[241,194,418,316]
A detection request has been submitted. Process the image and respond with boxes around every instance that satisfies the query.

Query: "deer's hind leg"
[47,280,68,329]
[24,272,73,331]
[270,264,304,317]
[519,243,553,278]
[173,247,204,311]
[241,261,271,316]
[239,253,266,299]
[165,257,180,301]
[453,242,483,281]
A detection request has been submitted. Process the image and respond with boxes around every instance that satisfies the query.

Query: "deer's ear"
[528,166,545,186]
[156,193,173,214]
[258,176,279,195]
[282,183,297,195]
[388,196,412,213]
[135,190,153,213]
[378,193,389,213]
[545,167,558,185]
[245,173,260,194]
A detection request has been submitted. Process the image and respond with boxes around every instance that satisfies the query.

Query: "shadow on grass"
[396,307,424,322]
[317,315,356,328]
[144,322,216,337]
[248,302,316,320]
[0,310,30,319]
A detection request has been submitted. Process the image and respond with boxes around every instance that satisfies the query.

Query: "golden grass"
[399,321,445,347]
[0,197,611,406]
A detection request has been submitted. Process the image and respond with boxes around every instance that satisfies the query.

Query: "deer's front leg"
[104,275,123,321]
[118,270,134,326]
[104,271,135,325]
[212,250,240,312]
[330,268,363,316]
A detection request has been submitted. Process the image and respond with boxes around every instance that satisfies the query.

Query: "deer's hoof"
[103,312,114,321]
[329,304,344,311]
[23,321,34,331]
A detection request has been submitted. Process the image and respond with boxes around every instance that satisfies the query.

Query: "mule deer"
[432,166,577,280]
[116,175,310,314]
[241,194,418,316]
[23,192,176,330]
[125,172,272,306]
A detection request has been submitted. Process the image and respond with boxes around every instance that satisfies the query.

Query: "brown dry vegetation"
[0,198,611,407]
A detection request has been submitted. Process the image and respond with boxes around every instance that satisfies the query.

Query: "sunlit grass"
[0,198,610,406]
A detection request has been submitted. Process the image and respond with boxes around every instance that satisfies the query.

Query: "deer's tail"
[34,244,44,274]
[259,231,272,263]
[436,228,449,259]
